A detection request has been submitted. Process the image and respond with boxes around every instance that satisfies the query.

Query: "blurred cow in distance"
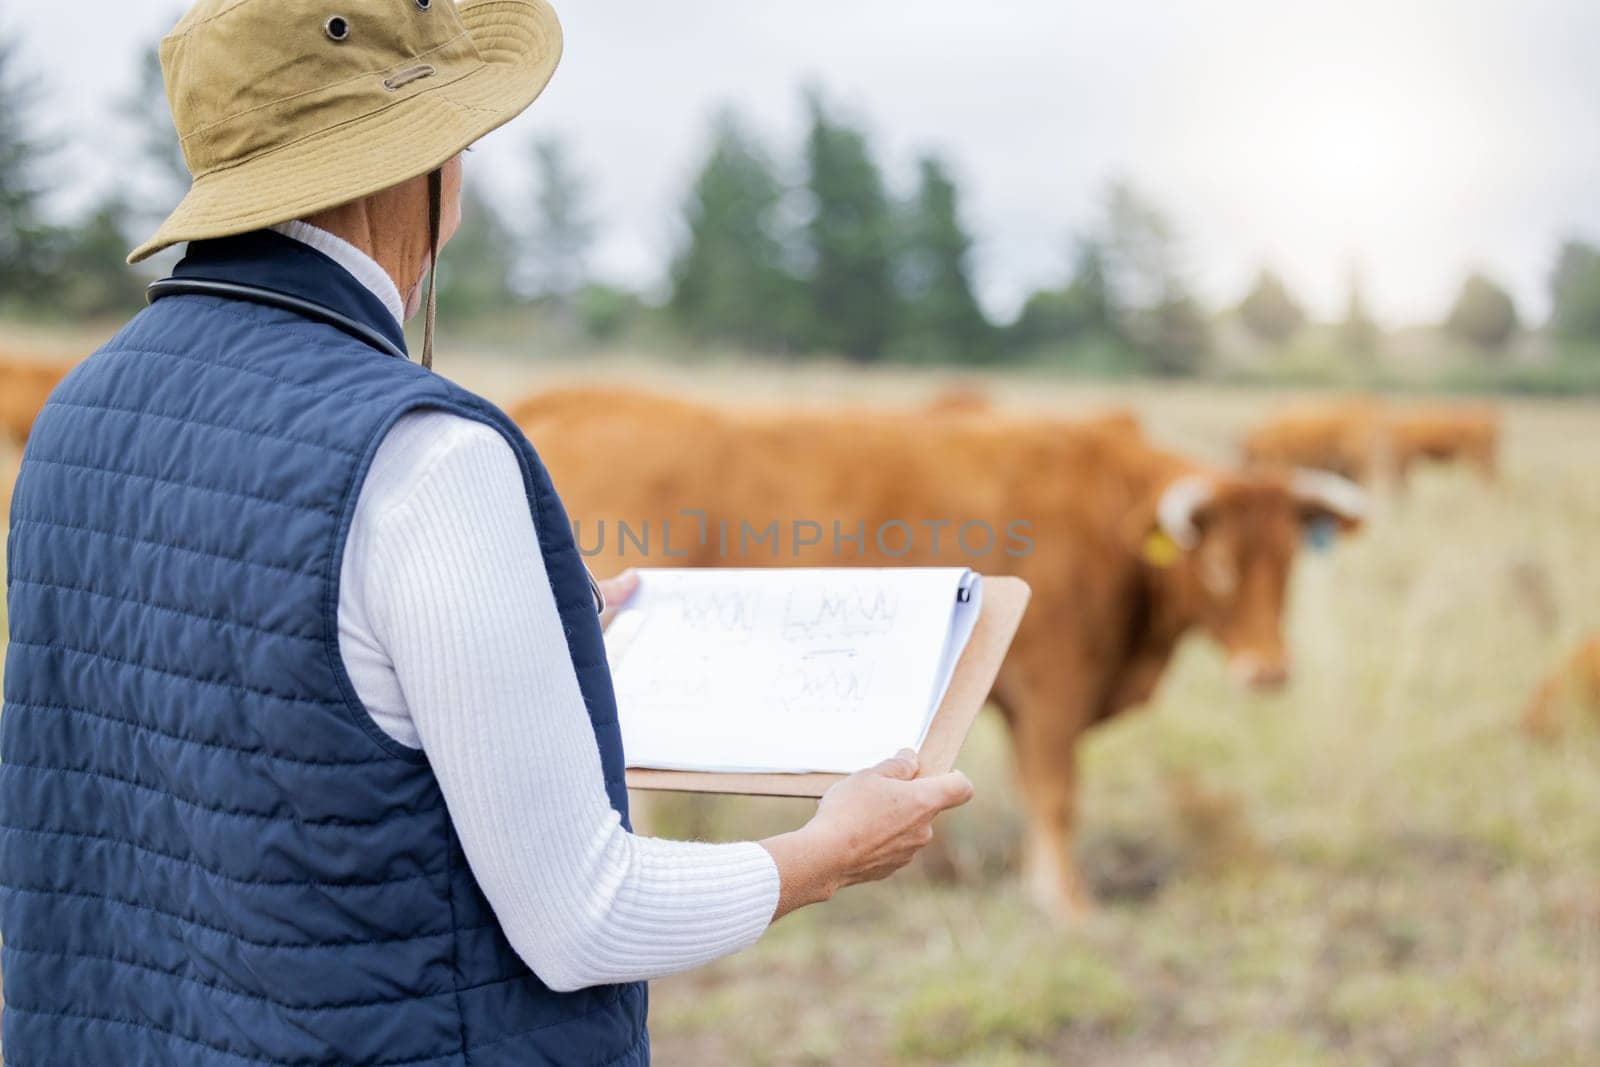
[512,386,1367,921]
[1522,636,1600,741]
[1242,397,1499,489]
[0,353,75,515]
[1386,405,1500,485]
[0,354,76,451]
[1242,398,1387,483]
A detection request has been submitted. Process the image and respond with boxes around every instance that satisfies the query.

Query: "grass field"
[3,348,1598,1064]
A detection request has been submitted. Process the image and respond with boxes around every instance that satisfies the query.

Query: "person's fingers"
[601,569,640,605]
[873,748,920,781]
[596,570,641,628]
[917,770,975,810]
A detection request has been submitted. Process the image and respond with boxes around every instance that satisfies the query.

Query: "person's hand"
[760,749,974,920]
[596,569,639,630]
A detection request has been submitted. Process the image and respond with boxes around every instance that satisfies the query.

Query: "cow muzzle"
[1228,653,1291,691]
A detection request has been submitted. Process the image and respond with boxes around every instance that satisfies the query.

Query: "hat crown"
[161,0,481,178]
[128,0,563,265]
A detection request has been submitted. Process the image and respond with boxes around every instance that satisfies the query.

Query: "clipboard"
[625,575,1031,797]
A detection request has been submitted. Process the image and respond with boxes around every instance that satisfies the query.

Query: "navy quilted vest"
[0,231,648,1066]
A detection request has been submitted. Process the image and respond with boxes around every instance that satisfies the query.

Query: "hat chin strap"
[421,168,442,370]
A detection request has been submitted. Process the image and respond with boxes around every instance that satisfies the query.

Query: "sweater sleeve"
[351,412,779,992]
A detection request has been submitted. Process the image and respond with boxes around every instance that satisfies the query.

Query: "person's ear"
[439,153,466,248]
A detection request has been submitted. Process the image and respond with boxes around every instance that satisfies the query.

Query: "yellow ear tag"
[1143,529,1181,568]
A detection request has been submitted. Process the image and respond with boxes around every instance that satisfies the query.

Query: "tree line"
[4,28,1600,375]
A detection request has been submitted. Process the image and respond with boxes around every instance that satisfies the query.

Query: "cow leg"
[1015,735,1090,923]
[1476,448,1498,482]
[1392,453,1412,492]
[1002,660,1097,924]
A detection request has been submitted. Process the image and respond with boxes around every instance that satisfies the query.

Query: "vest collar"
[170,230,411,359]
[269,221,407,326]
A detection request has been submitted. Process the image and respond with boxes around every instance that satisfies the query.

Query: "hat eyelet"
[414,0,431,9]
[324,16,351,42]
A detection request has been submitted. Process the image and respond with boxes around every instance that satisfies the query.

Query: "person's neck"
[302,195,431,318]
[269,221,407,328]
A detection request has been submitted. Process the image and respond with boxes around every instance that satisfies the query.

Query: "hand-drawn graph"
[782,582,900,641]
[655,587,761,642]
[610,568,978,773]
[773,649,874,717]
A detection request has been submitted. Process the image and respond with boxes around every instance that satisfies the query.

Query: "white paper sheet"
[605,568,983,774]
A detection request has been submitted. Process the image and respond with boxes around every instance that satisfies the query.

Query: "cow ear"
[1291,470,1367,537]
[1123,474,1215,566]
[1155,474,1217,551]
[1298,505,1361,540]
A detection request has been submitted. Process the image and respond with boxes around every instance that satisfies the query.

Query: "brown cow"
[1523,636,1600,741]
[1243,399,1499,487]
[1386,406,1499,484]
[511,387,1367,920]
[1241,399,1387,483]
[924,385,1143,439]
[923,382,994,416]
[0,355,75,451]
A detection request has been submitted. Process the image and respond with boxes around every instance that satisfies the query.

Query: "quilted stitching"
[1,249,646,1065]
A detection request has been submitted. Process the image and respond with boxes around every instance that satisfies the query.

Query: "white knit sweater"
[273,223,780,993]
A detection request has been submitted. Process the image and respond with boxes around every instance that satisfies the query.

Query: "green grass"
[893,945,1136,1060]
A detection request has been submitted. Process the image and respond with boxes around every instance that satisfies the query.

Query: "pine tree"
[893,155,993,363]
[668,113,799,350]
[1140,292,1210,376]
[435,185,517,318]
[1443,271,1518,352]
[1009,238,1119,356]
[0,33,57,304]
[1550,240,1600,343]
[1099,182,1208,375]
[801,92,898,362]
[118,36,191,233]
[1065,238,1115,334]
[56,194,148,316]
[1237,268,1306,346]
[1339,269,1381,357]
[523,137,594,305]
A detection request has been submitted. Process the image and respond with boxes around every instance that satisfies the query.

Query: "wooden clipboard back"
[625,575,1031,798]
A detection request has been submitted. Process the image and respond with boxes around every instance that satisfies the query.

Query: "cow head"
[1137,469,1366,691]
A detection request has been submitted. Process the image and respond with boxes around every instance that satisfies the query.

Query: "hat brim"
[128,0,561,264]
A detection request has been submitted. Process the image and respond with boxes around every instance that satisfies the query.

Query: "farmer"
[0,2,973,1063]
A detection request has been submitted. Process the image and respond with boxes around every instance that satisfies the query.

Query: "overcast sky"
[9,0,1599,323]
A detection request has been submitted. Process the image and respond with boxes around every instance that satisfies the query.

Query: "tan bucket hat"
[129,0,562,264]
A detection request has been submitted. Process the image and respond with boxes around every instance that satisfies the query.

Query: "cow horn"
[1290,468,1368,522]
[1156,474,1214,550]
